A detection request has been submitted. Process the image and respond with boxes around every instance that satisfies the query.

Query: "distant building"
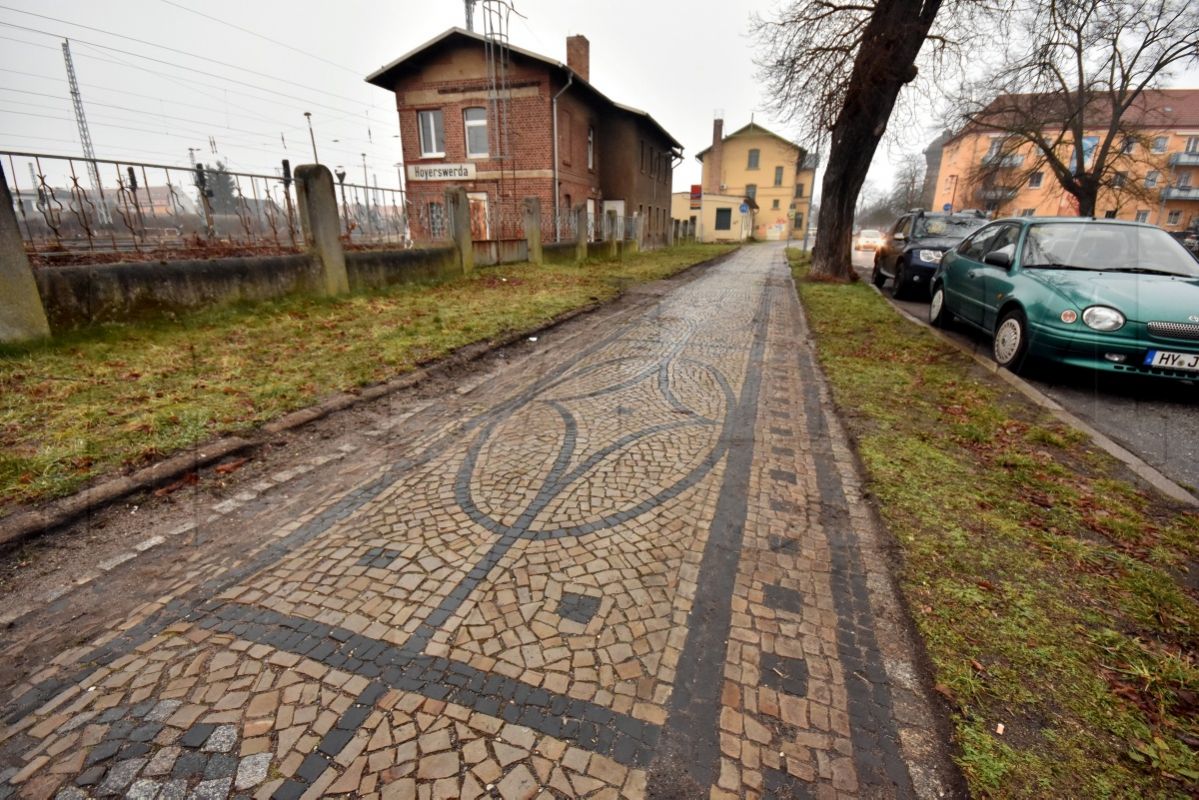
[677,118,817,242]
[366,28,681,244]
[920,129,953,210]
[934,89,1199,229]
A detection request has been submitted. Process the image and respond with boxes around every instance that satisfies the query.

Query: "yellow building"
[677,119,816,242]
[934,89,1199,230]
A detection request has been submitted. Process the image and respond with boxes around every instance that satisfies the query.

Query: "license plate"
[1143,349,1199,371]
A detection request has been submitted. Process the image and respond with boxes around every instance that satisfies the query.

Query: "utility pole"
[465,0,478,31]
[62,39,109,224]
[304,112,319,164]
[187,147,199,168]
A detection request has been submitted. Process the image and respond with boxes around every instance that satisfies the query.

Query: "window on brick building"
[428,201,446,237]
[1020,208,1035,217]
[1168,210,1182,225]
[1113,171,1127,188]
[747,149,760,170]
[794,212,803,231]
[1187,136,1199,154]
[1135,210,1149,223]
[1152,136,1168,153]
[794,184,805,198]
[418,110,445,158]
[746,184,757,201]
[640,140,646,173]
[1146,170,1160,188]
[1181,172,1193,188]
[772,199,780,209]
[774,166,784,186]
[1028,171,1043,188]
[650,148,657,178]
[1104,210,1117,218]
[587,127,594,170]
[715,208,732,230]
[463,108,488,159]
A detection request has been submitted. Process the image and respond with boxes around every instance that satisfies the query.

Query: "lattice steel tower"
[480,1,518,232]
[62,39,109,223]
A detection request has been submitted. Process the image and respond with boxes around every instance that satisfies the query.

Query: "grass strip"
[0,244,735,513]
[788,249,1198,798]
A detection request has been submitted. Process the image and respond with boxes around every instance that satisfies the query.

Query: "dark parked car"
[1169,229,1199,256]
[872,210,988,299]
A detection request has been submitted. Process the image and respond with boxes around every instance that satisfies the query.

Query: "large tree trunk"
[811,0,944,280]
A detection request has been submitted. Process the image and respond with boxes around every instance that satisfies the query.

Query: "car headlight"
[917,249,943,264]
[1082,306,1125,331]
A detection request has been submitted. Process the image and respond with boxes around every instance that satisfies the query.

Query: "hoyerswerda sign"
[406,163,478,181]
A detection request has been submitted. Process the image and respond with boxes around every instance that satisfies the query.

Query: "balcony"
[1168,152,1199,167]
[978,186,1019,200]
[981,153,1025,168]
[1161,185,1199,201]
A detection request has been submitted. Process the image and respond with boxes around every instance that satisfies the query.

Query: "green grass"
[787,248,1198,798]
[0,244,735,512]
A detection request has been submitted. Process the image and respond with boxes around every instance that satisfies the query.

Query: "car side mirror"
[893,232,906,242]
[983,249,1012,268]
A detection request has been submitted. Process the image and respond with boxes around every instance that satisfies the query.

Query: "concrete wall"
[471,239,529,267]
[345,246,460,290]
[36,253,322,330]
[542,242,578,265]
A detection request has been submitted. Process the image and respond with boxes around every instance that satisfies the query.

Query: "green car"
[929,218,1199,378]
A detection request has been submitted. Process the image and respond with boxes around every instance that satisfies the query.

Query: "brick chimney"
[566,35,590,81]
[706,117,724,194]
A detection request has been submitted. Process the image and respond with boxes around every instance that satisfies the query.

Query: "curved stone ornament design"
[455,354,735,540]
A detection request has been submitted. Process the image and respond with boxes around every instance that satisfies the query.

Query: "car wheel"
[929,285,951,328]
[871,262,886,288]
[891,263,909,299]
[993,309,1029,372]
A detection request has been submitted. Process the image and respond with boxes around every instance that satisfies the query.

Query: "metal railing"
[4,151,307,264]
[332,181,414,249]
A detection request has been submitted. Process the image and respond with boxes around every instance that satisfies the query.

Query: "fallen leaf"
[214,457,248,476]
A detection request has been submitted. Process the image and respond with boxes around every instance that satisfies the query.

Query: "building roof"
[945,88,1199,146]
[365,27,682,150]
[693,121,813,165]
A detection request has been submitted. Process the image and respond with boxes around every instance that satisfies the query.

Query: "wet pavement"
[0,245,955,800]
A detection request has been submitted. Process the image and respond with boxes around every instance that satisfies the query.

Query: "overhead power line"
[0,5,376,108]
[157,0,361,76]
[0,20,373,123]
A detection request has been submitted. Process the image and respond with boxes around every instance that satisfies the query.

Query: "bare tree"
[889,154,925,211]
[953,0,1199,217]
[752,0,988,280]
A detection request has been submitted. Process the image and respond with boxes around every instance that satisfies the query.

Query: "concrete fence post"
[0,163,50,342]
[294,164,349,296]
[629,213,644,255]
[606,211,619,261]
[446,187,473,273]
[574,204,588,263]
[523,197,542,265]
[670,219,679,246]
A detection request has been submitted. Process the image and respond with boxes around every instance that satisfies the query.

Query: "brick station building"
[366,28,681,243]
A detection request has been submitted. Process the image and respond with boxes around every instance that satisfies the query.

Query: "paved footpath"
[0,245,957,800]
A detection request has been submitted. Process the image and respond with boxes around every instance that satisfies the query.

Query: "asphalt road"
[851,248,1199,494]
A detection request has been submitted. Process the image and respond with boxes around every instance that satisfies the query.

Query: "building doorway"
[468,192,490,240]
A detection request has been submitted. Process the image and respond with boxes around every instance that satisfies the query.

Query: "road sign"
[942,202,952,212]
[739,203,749,214]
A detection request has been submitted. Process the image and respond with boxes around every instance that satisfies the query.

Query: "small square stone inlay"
[557,592,601,625]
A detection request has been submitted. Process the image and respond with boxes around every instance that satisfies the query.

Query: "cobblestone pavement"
[0,245,957,800]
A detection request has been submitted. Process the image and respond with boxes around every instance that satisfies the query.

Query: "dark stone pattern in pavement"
[0,246,946,800]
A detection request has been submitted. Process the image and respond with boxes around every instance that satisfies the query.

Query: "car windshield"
[914,217,986,239]
[1022,222,1199,277]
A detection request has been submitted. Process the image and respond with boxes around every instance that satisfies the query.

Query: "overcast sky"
[2,1,1197,203]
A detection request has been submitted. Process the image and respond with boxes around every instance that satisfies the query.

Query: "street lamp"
[304,112,319,164]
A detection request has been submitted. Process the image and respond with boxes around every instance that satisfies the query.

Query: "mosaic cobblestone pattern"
[0,247,937,799]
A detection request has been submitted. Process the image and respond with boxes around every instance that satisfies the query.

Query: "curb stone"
[870,283,1199,508]
[0,247,740,553]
